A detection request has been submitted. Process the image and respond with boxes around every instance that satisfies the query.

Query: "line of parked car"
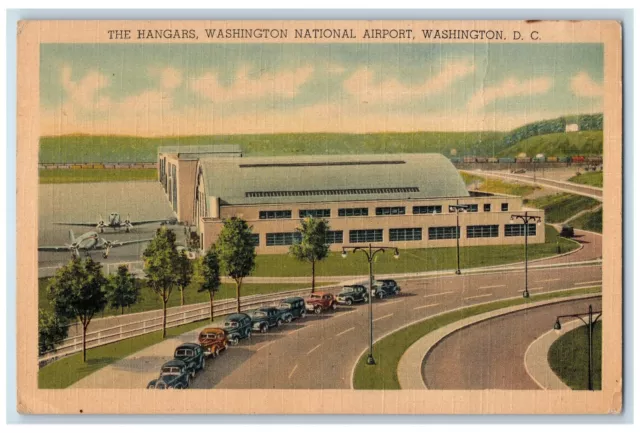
[146,279,401,389]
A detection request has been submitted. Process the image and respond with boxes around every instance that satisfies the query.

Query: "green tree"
[47,257,108,362]
[198,247,222,322]
[38,309,69,356]
[215,217,256,312]
[175,250,193,306]
[289,217,330,293]
[143,227,179,338]
[107,265,139,315]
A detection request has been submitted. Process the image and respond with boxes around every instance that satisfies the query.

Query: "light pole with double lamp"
[448,202,469,275]
[553,304,602,390]
[509,211,542,298]
[342,244,399,365]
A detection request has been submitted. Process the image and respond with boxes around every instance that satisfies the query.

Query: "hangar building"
[158,146,545,254]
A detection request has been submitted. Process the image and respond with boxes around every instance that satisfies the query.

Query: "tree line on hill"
[39,216,332,363]
[502,113,603,147]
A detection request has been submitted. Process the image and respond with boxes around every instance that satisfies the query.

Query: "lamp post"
[553,304,602,390]
[510,211,542,298]
[342,243,399,365]
[448,202,469,275]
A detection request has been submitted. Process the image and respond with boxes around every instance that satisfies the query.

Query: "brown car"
[198,327,229,358]
[305,292,337,314]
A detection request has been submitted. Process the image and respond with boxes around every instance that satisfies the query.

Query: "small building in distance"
[565,123,580,132]
[157,148,545,254]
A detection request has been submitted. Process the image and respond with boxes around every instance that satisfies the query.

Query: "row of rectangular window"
[258,203,510,220]
[259,224,536,246]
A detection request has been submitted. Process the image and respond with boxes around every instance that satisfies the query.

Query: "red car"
[305,292,337,314]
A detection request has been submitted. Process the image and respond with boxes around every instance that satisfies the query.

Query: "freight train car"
[487,157,498,163]
[546,156,559,163]
[516,157,532,163]
[463,156,477,163]
[498,157,516,163]
[449,157,462,164]
[571,155,586,163]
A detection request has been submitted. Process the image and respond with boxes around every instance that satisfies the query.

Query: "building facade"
[157,148,545,254]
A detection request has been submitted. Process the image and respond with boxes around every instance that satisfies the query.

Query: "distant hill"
[497,131,603,157]
[501,113,603,148]
[39,131,507,164]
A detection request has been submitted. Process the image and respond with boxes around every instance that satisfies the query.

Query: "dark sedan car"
[248,307,288,333]
[147,360,191,389]
[223,313,253,345]
[278,297,307,320]
[173,343,206,377]
[371,279,401,299]
[336,285,369,305]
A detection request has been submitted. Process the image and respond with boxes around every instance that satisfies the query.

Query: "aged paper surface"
[17,20,622,414]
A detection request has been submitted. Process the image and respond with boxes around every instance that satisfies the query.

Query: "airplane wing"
[107,238,153,248]
[53,222,98,227]
[38,245,71,252]
[130,218,176,226]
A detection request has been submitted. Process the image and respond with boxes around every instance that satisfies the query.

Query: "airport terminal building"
[158,146,545,254]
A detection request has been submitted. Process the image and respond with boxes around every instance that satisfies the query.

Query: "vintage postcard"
[17,20,622,414]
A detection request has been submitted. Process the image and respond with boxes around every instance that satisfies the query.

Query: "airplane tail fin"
[69,229,76,244]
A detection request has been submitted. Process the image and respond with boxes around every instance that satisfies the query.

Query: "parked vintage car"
[559,225,575,238]
[223,312,253,345]
[305,292,337,314]
[198,327,229,358]
[173,343,206,377]
[147,360,192,389]
[371,279,401,299]
[278,296,307,320]
[336,285,369,305]
[248,307,289,333]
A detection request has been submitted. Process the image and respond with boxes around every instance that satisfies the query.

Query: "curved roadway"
[422,297,601,389]
[191,265,602,389]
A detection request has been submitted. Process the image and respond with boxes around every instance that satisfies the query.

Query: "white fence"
[39,283,342,366]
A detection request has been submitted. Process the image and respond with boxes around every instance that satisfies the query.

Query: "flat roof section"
[158,144,242,160]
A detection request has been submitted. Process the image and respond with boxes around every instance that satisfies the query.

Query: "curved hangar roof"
[198,153,469,205]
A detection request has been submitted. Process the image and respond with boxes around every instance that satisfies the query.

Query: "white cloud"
[467,76,553,111]
[570,72,604,98]
[189,65,314,103]
[159,67,183,90]
[343,58,476,104]
[60,65,110,109]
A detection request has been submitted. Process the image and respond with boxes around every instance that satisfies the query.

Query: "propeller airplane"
[54,212,177,233]
[38,230,152,259]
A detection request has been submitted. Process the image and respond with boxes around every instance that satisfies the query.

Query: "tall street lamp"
[342,243,399,365]
[510,212,542,298]
[448,202,469,275]
[553,304,602,390]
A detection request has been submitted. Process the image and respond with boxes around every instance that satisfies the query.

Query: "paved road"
[70,262,601,389]
[189,265,601,389]
[422,297,602,389]
[462,170,603,200]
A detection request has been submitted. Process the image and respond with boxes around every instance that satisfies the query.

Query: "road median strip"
[351,286,602,390]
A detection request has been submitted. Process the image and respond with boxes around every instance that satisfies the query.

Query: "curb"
[396,293,601,390]
[523,318,585,390]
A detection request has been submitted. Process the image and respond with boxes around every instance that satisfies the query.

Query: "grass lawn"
[570,208,603,233]
[529,193,601,224]
[460,172,539,196]
[353,286,602,390]
[548,321,602,390]
[39,280,336,317]
[568,171,603,188]
[39,168,157,184]
[38,318,209,389]
[252,225,577,277]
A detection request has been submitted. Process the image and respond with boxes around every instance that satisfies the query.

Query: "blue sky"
[40,43,604,136]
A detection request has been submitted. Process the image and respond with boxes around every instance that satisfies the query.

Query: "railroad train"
[450,155,602,165]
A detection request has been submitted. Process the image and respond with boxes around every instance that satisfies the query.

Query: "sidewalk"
[524,319,584,390]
